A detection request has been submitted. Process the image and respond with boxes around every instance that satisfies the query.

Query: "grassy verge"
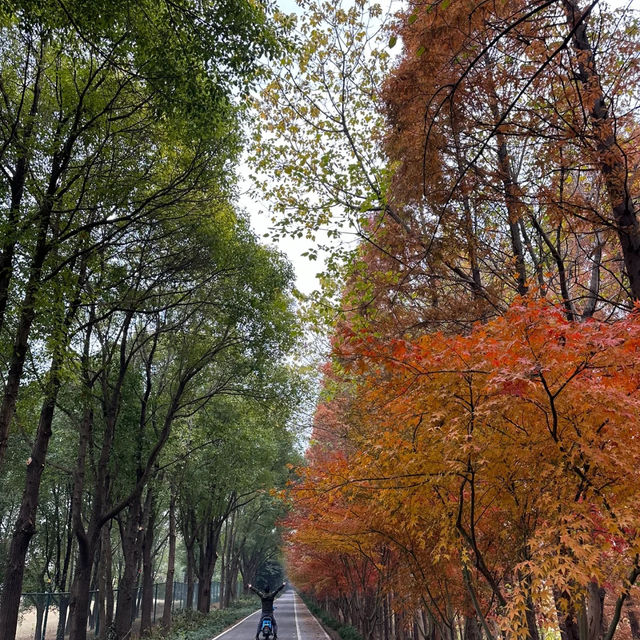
[301,596,363,640]
[147,597,257,640]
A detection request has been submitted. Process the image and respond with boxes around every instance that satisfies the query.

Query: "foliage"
[250,0,394,320]
[288,298,640,638]
[0,0,301,636]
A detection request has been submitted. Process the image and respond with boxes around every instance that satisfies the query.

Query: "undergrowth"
[146,597,257,640]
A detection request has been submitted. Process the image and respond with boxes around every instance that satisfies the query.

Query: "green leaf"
[389,35,397,48]
[408,13,418,24]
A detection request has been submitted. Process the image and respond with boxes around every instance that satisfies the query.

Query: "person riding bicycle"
[249,581,286,640]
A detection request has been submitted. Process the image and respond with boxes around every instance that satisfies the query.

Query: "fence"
[18,581,221,640]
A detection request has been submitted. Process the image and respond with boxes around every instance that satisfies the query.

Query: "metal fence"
[18,581,221,640]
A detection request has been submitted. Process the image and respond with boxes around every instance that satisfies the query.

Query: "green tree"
[0,1,293,637]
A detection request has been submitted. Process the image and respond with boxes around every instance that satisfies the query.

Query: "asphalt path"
[212,590,330,640]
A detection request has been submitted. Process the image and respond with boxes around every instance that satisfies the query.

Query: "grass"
[146,597,257,640]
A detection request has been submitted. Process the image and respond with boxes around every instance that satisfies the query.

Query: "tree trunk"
[587,581,605,640]
[463,616,482,640]
[0,245,86,639]
[519,570,540,640]
[140,494,156,636]
[56,596,70,640]
[484,76,528,297]
[55,515,73,640]
[68,554,95,640]
[0,367,62,639]
[196,542,216,614]
[162,492,177,629]
[114,501,143,640]
[68,314,124,640]
[563,0,640,300]
[0,34,44,335]
[221,513,238,608]
[554,587,581,640]
[186,544,195,610]
[97,525,113,640]
[0,152,67,470]
[105,526,114,631]
[196,518,221,614]
[627,598,640,640]
[67,401,99,640]
[32,596,45,640]
[220,532,227,608]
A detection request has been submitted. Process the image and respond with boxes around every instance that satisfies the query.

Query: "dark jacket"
[249,583,285,614]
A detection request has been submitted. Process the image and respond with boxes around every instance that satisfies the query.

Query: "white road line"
[293,592,332,640]
[210,608,262,640]
[293,591,302,640]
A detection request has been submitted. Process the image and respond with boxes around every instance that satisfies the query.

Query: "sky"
[239,0,324,297]
[243,0,639,297]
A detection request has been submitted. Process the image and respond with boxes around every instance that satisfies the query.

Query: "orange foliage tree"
[287,300,640,640]
[274,3,640,640]
[382,0,640,316]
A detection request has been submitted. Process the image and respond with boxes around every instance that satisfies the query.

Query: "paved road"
[214,590,330,640]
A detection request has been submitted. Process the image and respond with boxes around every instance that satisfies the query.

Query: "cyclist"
[249,581,286,640]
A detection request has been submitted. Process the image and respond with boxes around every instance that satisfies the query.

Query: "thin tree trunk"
[220,526,227,608]
[222,512,238,608]
[0,34,44,334]
[104,526,114,631]
[0,244,86,639]
[113,501,144,640]
[55,497,74,640]
[627,598,640,640]
[140,493,156,635]
[196,530,217,614]
[186,544,195,610]
[67,400,99,640]
[162,492,177,629]
[0,120,76,470]
[517,569,541,640]
[32,597,45,640]
[0,357,64,639]
[486,82,528,297]
[525,591,540,640]
[0,201,52,470]
[563,0,640,300]
[554,587,581,640]
[97,525,112,640]
[56,596,70,640]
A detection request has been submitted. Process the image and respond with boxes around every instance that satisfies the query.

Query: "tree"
[0,1,293,637]
[289,299,640,640]
[251,0,396,314]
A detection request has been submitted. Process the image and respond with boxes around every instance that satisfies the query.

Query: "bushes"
[337,626,361,640]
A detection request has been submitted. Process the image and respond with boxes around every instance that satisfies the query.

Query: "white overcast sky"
[243,0,639,296]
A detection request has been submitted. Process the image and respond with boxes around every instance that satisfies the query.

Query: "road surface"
[214,590,330,640]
